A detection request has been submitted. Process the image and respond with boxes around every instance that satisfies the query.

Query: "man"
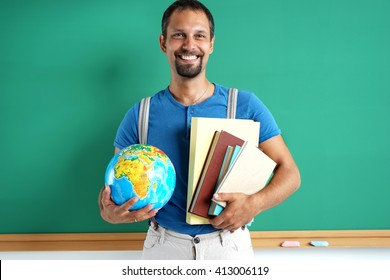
[99,0,300,260]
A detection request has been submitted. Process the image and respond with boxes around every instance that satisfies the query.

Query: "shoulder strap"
[138,89,238,143]
[138,97,151,145]
[227,88,238,119]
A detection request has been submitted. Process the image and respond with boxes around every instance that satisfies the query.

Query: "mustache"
[175,51,203,56]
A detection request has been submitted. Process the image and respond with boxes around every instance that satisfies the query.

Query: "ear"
[209,35,215,54]
[159,34,167,53]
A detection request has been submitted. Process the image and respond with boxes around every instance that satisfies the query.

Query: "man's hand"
[209,192,258,232]
[99,186,158,224]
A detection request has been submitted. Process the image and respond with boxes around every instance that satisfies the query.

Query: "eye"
[172,33,185,39]
[195,33,207,39]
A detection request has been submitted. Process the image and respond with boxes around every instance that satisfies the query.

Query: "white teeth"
[180,55,197,60]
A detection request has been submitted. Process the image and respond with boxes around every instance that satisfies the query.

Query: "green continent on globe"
[113,145,168,199]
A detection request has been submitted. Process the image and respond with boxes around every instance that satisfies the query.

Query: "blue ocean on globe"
[105,144,176,211]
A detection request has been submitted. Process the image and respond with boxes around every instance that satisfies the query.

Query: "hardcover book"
[208,145,241,216]
[188,131,245,219]
[212,141,277,208]
[186,117,260,224]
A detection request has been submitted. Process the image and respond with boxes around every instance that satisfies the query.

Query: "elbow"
[292,165,301,193]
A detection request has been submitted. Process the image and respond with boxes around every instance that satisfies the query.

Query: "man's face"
[160,9,214,79]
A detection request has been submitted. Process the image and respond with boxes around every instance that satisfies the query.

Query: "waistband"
[149,217,246,233]
[148,217,247,246]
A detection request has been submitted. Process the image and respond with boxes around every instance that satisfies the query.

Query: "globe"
[105,144,176,211]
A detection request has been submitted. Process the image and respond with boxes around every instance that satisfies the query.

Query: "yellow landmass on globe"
[114,147,167,199]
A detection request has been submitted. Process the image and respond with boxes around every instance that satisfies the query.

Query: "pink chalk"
[281,241,300,247]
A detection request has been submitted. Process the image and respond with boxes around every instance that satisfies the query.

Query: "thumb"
[213,192,233,202]
[99,186,111,210]
[103,185,111,194]
[101,186,112,203]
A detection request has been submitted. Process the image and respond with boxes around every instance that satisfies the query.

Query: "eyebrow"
[171,28,208,34]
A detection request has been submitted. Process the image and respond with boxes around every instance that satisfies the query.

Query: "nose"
[182,36,195,51]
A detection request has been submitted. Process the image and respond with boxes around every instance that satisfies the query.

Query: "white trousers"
[141,224,254,260]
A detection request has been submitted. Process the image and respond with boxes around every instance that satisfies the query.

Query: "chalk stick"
[281,241,300,247]
[310,241,329,247]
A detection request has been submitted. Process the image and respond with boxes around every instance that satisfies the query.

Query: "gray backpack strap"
[138,97,151,144]
[227,88,238,119]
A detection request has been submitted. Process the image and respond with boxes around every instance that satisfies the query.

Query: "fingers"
[117,198,158,223]
[210,210,236,231]
[211,214,241,232]
[120,196,139,211]
[209,193,249,231]
[100,186,158,224]
[123,204,158,224]
[119,197,158,221]
[133,205,159,222]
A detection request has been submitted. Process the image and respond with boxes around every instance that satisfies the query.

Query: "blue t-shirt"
[114,83,281,236]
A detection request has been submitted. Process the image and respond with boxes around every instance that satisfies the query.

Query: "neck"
[169,77,212,106]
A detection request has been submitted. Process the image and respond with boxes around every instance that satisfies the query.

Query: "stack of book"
[186,117,276,225]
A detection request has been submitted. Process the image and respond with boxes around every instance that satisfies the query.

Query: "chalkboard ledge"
[1,230,389,251]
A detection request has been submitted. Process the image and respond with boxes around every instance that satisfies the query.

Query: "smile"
[178,55,199,61]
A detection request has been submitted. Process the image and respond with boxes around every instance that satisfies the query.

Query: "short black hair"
[161,0,215,40]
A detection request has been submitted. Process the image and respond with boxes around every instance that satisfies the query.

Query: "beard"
[175,57,203,78]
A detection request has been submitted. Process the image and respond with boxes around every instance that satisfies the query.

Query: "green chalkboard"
[1,0,389,234]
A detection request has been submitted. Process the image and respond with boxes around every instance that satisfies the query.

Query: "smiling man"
[160,3,215,106]
[99,0,300,260]
[165,11,210,79]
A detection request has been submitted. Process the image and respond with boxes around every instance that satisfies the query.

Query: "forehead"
[167,9,210,33]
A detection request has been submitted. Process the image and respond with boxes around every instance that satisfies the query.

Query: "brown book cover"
[189,130,245,218]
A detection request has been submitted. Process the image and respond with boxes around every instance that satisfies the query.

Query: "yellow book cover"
[186,117,260,224]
